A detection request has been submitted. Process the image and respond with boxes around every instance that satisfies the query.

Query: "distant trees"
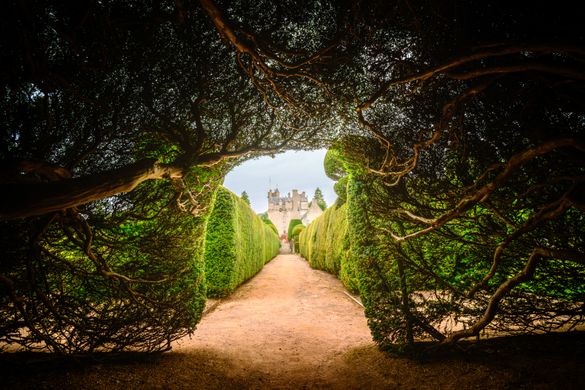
[312,188,327,211]
[241,191,251,205]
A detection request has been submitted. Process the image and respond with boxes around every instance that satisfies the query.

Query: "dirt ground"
[2,254,585,389]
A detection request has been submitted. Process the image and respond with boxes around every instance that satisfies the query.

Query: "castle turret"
[267,188,318,237]
[268,189,282,211]
[292,189,300,211]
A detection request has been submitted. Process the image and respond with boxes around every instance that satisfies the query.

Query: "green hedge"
[288,219,303,240]
[291,224,305,253]
[345,175,398,348]
[260,213,279,235]
[204,187,280,297]
[299,202,360,294]
[345,168,585,352]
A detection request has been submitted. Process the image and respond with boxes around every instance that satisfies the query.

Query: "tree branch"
[359,44,585,110]
[387,138,585,242]
[0,159,184,220]
[441,247,585,345]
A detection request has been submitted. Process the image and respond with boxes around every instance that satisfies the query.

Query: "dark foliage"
[0,0,336,352]
[333,1,585,351]
[1,0,583,354]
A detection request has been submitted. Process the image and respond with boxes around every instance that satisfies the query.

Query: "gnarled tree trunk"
[0,159,183,220]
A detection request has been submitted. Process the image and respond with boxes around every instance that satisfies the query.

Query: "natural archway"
[1,0,584,355]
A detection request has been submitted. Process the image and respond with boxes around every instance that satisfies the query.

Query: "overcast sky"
[223,149,336,213]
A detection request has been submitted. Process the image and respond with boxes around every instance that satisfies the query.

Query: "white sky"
[223,149,336,213]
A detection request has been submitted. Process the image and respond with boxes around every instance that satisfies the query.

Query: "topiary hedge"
[260,213,279,235]
[204,187,280,297]
[299,202,360,294]
[291,223,305,253]
[338,133,585,352]
[287,219,303,241]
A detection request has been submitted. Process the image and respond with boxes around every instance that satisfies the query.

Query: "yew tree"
[335,1,585,350]
[1,0,583,354]
[0,0,339,352]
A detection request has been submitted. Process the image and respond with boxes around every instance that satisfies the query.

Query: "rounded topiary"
[287,219,303,241]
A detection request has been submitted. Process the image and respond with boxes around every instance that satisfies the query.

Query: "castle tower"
[268,189,281,211]
[266,188,321,237]
[292,189,299,211]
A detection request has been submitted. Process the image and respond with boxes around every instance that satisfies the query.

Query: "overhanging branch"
[0,159,184,220]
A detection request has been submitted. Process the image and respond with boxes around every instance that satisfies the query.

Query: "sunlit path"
[173,254,373,384]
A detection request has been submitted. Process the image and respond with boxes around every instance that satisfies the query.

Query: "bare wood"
[387,138,585,242]
[342,291,364,307]
[448,63,585,81]
[199,0,328,108]
[0,159,184,220]
[468,190,576,297]
[359,44,585,110]
[0,160,72,181]
[441,247,585,345]
[356,80,492,182]
[199,0,257,60]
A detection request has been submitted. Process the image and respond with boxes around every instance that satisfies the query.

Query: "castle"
[267,189,323,237]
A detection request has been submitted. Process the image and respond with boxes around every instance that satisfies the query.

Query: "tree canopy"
[1,0,583,353]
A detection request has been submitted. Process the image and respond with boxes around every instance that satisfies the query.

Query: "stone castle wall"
[267,189,322,236]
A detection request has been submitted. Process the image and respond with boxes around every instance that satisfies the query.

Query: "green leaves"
[287,219,303,241]
[299,202,359,294]
[204,187,279,297]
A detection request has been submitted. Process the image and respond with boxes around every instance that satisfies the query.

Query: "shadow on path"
[3,255,585,389]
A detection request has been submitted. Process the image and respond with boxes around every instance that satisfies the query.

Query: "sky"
[223,149,336,213]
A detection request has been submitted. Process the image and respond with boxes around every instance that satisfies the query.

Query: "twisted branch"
[441,247,585,345]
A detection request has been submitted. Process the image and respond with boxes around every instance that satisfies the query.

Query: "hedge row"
[299,203,360,294]
[288,219,303,240]
[204,187,280,297]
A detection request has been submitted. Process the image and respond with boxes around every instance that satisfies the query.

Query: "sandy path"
[173,254,373,384]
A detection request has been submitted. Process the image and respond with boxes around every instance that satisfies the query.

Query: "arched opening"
[1,2,584,387]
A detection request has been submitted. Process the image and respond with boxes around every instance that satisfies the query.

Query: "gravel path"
[173,254,373,385]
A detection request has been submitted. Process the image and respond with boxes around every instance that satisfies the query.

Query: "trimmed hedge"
[288,219,303,240]
[345,174,397,348]
[291,224,305,253]
[299,202,360,294]
[204,187,280,297]
[260,213,279,235]
[291,224,305,238]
